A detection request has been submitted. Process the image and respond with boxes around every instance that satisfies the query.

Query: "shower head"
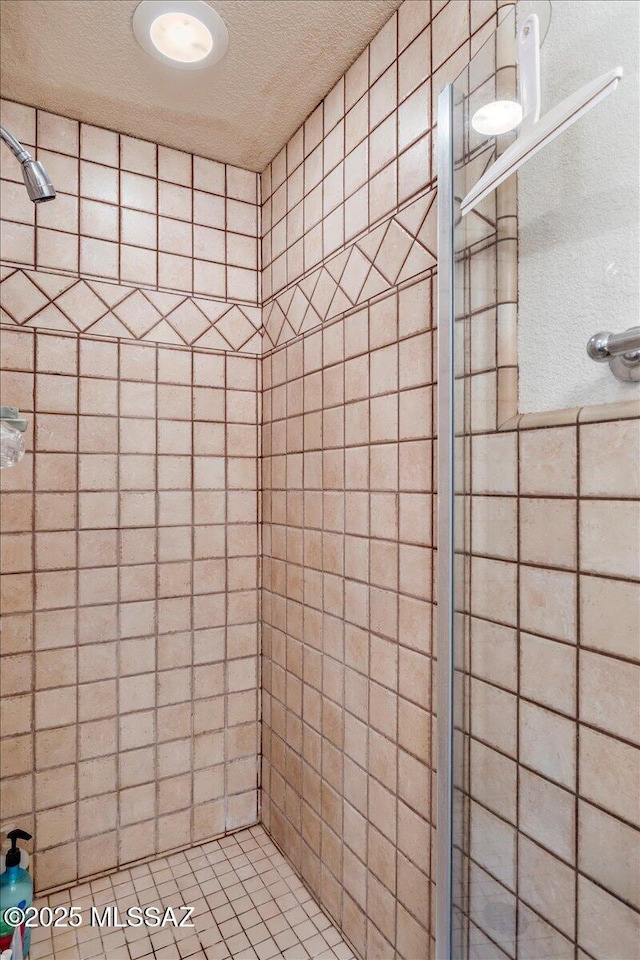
[0,124,56,203]
[21,157,56,203]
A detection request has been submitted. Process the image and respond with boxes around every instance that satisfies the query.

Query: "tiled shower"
[0,2,638,960]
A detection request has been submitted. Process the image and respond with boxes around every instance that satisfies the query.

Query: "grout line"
[574,418,581,958]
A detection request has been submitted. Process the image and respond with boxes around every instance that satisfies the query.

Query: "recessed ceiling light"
[133,0,229,70]
[472,100,523,136]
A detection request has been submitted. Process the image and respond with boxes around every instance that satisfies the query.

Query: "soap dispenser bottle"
[0,830,33,958]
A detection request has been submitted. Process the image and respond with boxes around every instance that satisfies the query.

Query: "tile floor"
[29,826,357,960]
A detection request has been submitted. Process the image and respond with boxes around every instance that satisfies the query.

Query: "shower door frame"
[435,80,455,960]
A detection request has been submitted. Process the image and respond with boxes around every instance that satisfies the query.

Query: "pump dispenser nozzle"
[5,830,31,868]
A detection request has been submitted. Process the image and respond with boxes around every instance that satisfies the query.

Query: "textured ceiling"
[0,0,401,171]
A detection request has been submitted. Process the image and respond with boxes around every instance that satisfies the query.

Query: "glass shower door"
[439,2,640,959]
[436,7,521,955]
[447,13,520,954]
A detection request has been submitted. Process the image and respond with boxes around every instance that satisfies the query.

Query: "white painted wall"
[518,0,639,413]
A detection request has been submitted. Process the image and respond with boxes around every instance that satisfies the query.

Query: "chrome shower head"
[21,158,56,203]
[0,124,56,203]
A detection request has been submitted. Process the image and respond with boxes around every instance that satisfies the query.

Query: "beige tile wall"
[0,325,260,892]
[261,273,436,959]
[1,5,637,954]
[260,0,499,308]
[1,99,260,304]
[259,3,505,958]
[0,98,262,352]
[458,408,640,960]
[0,104,262,891]
[260,2,639,959]
[1,328,259,889]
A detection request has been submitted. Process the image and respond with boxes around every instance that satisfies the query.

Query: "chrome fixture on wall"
[587,325,640,382]
[0,406,28,469]
[0,125,56,202]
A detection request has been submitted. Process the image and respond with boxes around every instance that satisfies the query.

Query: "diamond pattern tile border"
[262,188,437,349]
[0,188,437,357]
[0,267,263,355]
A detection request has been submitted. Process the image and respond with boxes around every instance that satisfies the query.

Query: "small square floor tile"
[31,826,357,960]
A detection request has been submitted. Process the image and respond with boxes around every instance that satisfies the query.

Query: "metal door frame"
[435,80,455,960]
